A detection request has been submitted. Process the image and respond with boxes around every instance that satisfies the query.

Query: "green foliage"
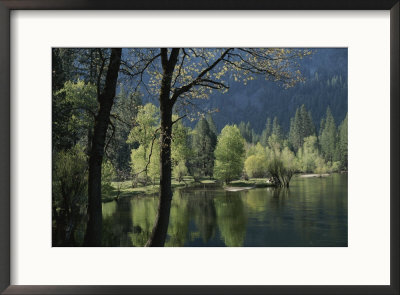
[190,117,217,178]
[127,103,160,184]
[173,161,188,183]
[52,144,88,245]
[127,103,159,146]
[206,113,218,137]
[337,113,348,171]
[288,104,315,151]
[53,80,97,151]
[214,195,246,247]
[53,144,88,210]
[246,142,266,158]
[130,142,160,185]
[244,143,268,178]
[244,155,268,178]
[265,146,297,187]
[319,107,337,162]
[267,133,282,151]
[107,90,142,174]
[101,159,116,194]
[297,135,319,172]
[214,125,245,183]
[171,115,191,165]
[238,121,254,143]
[259,118,272,147]
[314,156,328,176]
[272,117,283,141]
[329,161,341,173]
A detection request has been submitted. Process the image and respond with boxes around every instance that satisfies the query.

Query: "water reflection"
[75,174,347,247]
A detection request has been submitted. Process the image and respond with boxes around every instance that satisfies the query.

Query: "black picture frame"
[0,1,399,294]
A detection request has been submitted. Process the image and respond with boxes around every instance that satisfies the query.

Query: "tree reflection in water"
[59,174,347,247]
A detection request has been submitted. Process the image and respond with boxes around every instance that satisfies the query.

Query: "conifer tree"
[191,118,217,178]
[337,113,348,170]
[272,117,282,141]
[260,117,272,147]
[319,107,337,163]
[288,104,315,151]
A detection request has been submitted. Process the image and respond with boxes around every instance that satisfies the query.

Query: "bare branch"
[132,127,160,178]
[171,114,187,125]
[171,48,233,104]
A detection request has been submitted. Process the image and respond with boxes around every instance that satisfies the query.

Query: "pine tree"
[272,117,282,141]
[260,117,271,147]
[191,118,217,178]
[206,113,218,139]
[319,107,337,163]
[337,113,348,171]
[289,108,302,150]
[238,121,253,143]
[288,105,315,151]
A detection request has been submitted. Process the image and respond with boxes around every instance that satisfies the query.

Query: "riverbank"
[298,173,330,178]
[102,177,274,202]
[225,179,274,191]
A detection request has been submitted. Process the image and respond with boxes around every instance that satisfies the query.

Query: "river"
[98,173,347,247]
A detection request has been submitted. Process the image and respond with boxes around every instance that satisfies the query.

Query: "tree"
[238,121,253,143]
[171,115,190,166]
[271,117,283,141]
[127,103,160,184]
[52,144,88,246]
[288,104,315,151]
[138,48,311,246]
[206,113,218,137]
[319,107,337,163]
[265,146,297,188]
[297,135,320,172]
[107,90,142,174]
[191,118,216,178]
[314,156,328,176]
[84,48,122,246]
[244,143,268,178]
[337,113,348,171]
[244,154,268,178]
[173,161,188,183]
[130,142,160,185]
[54,80,98,151]
[260,117,272,147]
[214,125,245,183]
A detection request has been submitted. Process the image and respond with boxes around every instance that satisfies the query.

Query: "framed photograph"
[1,1,399,294]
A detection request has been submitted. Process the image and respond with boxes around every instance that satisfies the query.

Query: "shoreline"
[299,173,330,178]
[224,186,255,192]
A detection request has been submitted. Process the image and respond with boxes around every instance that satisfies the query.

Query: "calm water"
[101,174,347,247]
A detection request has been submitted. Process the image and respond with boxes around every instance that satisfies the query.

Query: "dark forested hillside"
[188,48,347,133]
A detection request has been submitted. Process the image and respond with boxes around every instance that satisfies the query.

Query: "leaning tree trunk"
[146,48,179,247]
[84,48,122,247]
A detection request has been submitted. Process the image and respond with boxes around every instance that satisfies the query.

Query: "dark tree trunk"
[84,48,122,247]
[146,102,173,246]
[146,48,179,247]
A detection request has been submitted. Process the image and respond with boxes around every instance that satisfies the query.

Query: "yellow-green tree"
[244,143,268,178]
[127,103,160,184]
[214,125,245,183]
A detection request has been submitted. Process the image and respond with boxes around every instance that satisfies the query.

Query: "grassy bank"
[102,176,218,202]
[227,178,274,188]
[101,177,275,202]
